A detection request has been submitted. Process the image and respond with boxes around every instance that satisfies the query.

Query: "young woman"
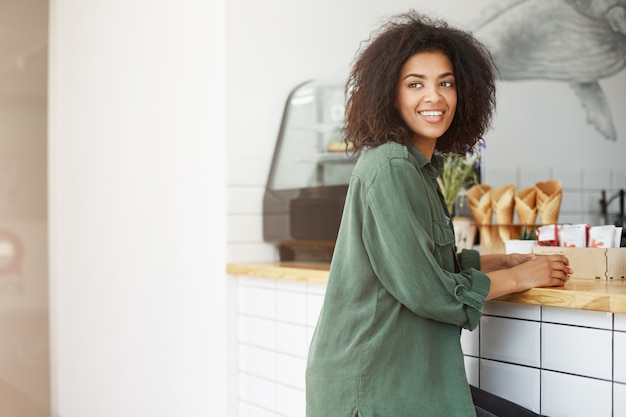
[305,11,572,417]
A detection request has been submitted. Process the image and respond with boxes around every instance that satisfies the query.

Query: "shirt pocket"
[432,220,455,248]
[432,220,457,269]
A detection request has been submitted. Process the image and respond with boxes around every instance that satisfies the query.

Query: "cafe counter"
[228,262,626,417]
[227,261,626,314]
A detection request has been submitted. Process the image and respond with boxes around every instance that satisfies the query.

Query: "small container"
[504,239,538,254]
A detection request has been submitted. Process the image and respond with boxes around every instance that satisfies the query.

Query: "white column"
[48,0,228,416]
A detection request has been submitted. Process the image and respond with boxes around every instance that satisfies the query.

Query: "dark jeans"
[471,385,541,417]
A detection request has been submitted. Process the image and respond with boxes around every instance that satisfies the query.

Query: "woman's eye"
[441,81,454,88]
[408,82,423,88]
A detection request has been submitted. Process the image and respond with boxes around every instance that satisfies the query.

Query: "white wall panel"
[543,306,613,329]
[481,317,540,367]
[542,323,612,380]
[541,371,612,417]
[480,359,540,414]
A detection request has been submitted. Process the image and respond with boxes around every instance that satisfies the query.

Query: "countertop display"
[226,262,626,314]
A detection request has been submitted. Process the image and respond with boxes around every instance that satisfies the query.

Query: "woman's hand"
[512,254,573,290]
[485,254,573,300]
[504,253,535,268]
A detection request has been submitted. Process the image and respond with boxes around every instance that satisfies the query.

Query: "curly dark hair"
[345,10,497,154]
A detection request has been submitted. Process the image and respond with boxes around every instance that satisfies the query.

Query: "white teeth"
[420,111,443,117]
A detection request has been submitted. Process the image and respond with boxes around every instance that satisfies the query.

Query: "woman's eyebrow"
[402,72,454,80]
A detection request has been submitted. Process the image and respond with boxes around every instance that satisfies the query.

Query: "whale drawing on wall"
[474,0,626,141]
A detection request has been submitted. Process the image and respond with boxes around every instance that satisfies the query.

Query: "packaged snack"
[588,225,616,248]
[536,224,560,246]
[559,224,589,247]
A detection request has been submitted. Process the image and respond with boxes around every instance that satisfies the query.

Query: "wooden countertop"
[227,262,626,314]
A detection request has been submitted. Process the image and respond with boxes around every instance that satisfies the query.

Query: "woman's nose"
[423,89,442,102]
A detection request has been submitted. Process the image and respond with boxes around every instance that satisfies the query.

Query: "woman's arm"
[483,254,573,300]
[480,253,534,273]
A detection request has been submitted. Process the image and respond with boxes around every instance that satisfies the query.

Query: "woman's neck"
[412,137,437,159]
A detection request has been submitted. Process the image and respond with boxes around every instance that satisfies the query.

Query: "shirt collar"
[409,145,440,178]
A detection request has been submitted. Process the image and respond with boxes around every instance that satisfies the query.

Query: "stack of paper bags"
[492,184,515,240]
[467,184,493,248]
[535,180,562,224]
[514,187,537,225]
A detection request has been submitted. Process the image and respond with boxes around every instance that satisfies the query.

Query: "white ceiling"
[0,0,48,99]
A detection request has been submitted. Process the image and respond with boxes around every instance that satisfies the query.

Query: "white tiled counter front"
[463,301,626,417]
[233,272,326,417]
[228,263,626,417]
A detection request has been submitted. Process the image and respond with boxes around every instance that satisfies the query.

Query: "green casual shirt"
[306,142,491,417]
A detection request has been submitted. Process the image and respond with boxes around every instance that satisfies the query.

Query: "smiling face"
[395,50,457,156]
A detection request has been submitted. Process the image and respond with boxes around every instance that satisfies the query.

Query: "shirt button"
[455,287,462,296]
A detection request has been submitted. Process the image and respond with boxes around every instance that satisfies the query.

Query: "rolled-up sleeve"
[458,248,480,270]
[452,268,490,329]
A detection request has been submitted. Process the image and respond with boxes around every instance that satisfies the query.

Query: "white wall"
[49,0,229,416]
[225,0,626,263]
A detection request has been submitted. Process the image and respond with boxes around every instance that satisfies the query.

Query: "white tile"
[306,293,324,327]
[246,286,276,319]
[560,190,583,212]
[615,331,626,383]
[483,168,518,188]
[615,382,626,417]
[615,313,626,331]
[238,401,249,417]
[240,316,276,349]
[236,275,253,286]
[238,344,250,372]
[238,284,249,314]
[227,242,278,263]
[306,327,315,355]
[276,322,309,357]
[227,186,265,214]
[483,300,540,320]
[583,168,612,190]
[558,213,586,225]
[276,384,306,417]
[542,323,612,380]
[238,402,279,417]
[461,326,479,357]
[276,290,307,325]
[480,359,540,414]
[613,169,626,190]
[464,356,479,386]
[582,190,605,214]
[238,315,249,343]
[247,276,277,290]
[241,345,277,380]
[275,278,308,292]
[306,281,327,296]
[542,306,613,329]
[581,212,603,227]
[238,372,250,402]
[519,167,552,187]
[552,167,583,189]
[245,374,278,411]
[480,316,540,367]
[541,370,612,417]
[227,214,264,242]
[276,353,307,390]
